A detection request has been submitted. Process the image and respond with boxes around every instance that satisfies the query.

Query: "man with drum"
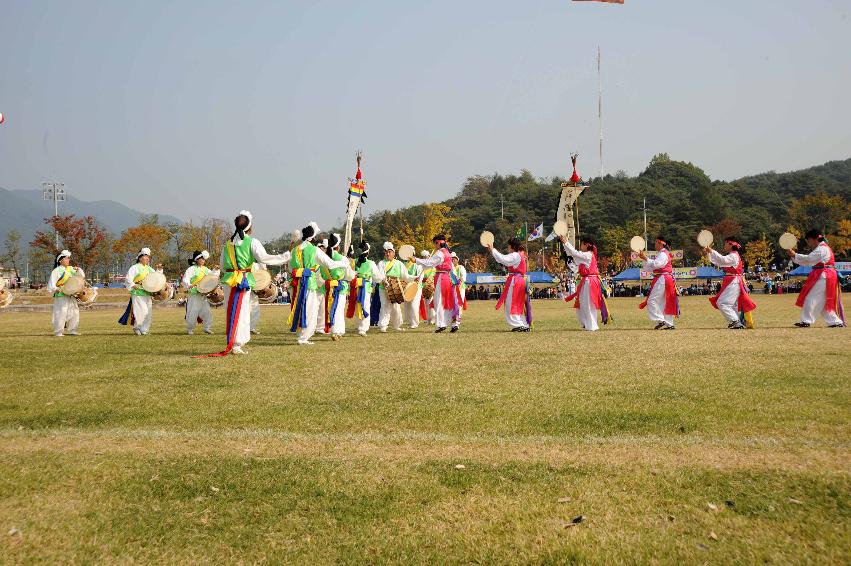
[120,247,155,335]
[788,228,846,328]
[182,250,217,335]
[451,252,468,327]
[377,242,416,333]
[637,236,678,330]
[47,250,85,337]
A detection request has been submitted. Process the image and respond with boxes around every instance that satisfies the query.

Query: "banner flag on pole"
[545,230,557,242]
[528,223,544,242]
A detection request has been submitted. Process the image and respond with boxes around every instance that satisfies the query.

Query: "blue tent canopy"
[465,271,556,285]
[695,266,725,278]
[789,265,851,277]
[613,268,640,281]
[612,266,725,281]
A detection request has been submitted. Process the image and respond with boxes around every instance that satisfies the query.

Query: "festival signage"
[639,267,700,280]
[476,275,507,284]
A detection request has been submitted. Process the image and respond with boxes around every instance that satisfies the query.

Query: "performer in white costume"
[638,236,678,330]
[182,249,217,335]
[288,222,352,345]
[47,250,84,337]
[451,252,467,327]
[486,237,532,331]
[560,236,611,331]
[789,228,845,328]
[703,237,756,329]
[199,211,289,356]
[403,252,424,329]
[347,242,385,337]
[415,234,460,333]
[120,248,155,335]
[377,242,415,333]
[315,238,329,335]
[320,233,351,340]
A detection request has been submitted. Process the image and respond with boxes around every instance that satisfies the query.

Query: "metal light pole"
[42,182,66,249]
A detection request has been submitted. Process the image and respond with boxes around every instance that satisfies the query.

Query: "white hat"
[450,252,458,259]
[137,247,151,259]
[55,249,71,263]
[383,241,395,251]
[194,250,210,262]
[420,250,430,258]
[239,210,253,231]
[301,221,320,242]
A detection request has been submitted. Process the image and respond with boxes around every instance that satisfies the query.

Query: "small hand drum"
[252,269,272,293]
[697,230,714,248]
[402,281,419,302]
[553,221,568,237]
[196,275,220,295]
[480,231,495,247]
[779,232,797,250]
[398,244,415,261]
[61,276,86,297]
[629,236,646,253]
[141,272,167,294]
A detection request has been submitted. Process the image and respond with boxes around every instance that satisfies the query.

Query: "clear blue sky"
[1,0,849,239]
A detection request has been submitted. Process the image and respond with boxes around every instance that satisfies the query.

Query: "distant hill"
[0,188,182,243]
[347,156,851,264]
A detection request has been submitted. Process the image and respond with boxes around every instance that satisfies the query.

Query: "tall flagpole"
[598,45,603,180]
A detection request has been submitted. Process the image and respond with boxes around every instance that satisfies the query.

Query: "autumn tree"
[113,223,172,266]
[2,230,22,278]
[467,253,489,273]
[708,218,742,241]
[788,191,850,236]
[30,215,108,272]
[396,203,454,252]
[744,236,774,269]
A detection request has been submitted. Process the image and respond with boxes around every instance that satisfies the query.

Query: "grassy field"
[0,295,848,564]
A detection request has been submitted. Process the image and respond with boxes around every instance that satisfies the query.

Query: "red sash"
[638,250,678,316]
[796,243,840,313]
[495,253,527,316]
[565,254,602,310]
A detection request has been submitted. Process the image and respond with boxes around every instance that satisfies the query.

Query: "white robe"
[490,249,527,329]
[562,242,599,331]
[293,241,351,343]
[182,265,215,332]
[453,264,467,325]
[250,262,267,332]
[793,245,844,325]
[377,259,415,332]
[219,237,289,349]
[356,260,385,334]
[641,250,675,325]
[125,264,153,334]
[404,263,424,328]
[416,251,458,329]
[48,266,84,335]
[708,250,744,324]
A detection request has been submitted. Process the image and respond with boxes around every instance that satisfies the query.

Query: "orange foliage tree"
[30,214,108,272]
[113,223,172,265]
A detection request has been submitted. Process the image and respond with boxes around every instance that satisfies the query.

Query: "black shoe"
[435,327,446,333]
[662,324,676,330]
[653,322,666,330]
[729,322,745,329]
[518,326,531,332]
[727,321,736,329]
[450,326,459,333]
[794,322,811,328]
[828,323,846,328]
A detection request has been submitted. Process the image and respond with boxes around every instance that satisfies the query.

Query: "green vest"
[188,265,211,295]
[290,242,319,291]
[220,236,257,289]
[131,264,153,296]
[379,259,404,289]
[319,250,349,294]
[454,265,466,291]
[52,266,78,298]
[355,260,373,296]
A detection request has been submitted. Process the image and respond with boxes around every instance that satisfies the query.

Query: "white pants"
[432,279,457,329]
[404,287,422,328]
[456,288,465,326]
[502,279,527,329]
[224,286,251,348]
[378,288,403,331]
[575,283,599,331]
[316,292,327,334]
[296,289,320,343]
[328,291,347,335]
[646,279,674,325]
[428,304,436,324]
[131,295,153,334]
[186,293,213,332]
[800,278,843,325]
[715,281,741,324]
[52,296,79,335]
[249,292,260,331]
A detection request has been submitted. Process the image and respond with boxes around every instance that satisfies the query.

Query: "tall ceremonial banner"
[343,151,367,256]
[556,154,586,247]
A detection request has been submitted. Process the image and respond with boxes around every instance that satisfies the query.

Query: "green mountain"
[353,155,851,264]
